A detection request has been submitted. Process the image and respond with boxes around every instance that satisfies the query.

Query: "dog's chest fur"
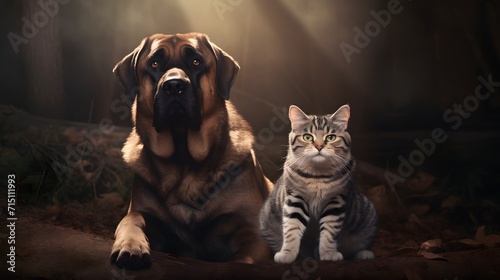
[163,170,215,224]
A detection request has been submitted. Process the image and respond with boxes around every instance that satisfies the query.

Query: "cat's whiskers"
[287,155,308,172]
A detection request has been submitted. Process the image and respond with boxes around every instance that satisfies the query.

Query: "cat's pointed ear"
[329,104,350,130]
[289,105,309,129]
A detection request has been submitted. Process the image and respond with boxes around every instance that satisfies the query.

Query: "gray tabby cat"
[260,104,377,263]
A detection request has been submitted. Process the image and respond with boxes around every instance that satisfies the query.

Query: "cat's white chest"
[309,198,324,218]
[305,182,344,217]
[308,186,330,217]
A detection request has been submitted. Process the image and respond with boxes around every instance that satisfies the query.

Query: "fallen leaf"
[441,196,462,209]
[63,127,84,143]
[76,160,95,182]
[467,226,500,247]
[475,225,486,244]
[457,238,481,247]
[419,252,448,261]
[402,239,419,249]
[419,239,444,254]
[482,235,500,247]
[411,204,431,216]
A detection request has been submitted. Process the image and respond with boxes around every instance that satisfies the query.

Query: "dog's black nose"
[163,79,186,95]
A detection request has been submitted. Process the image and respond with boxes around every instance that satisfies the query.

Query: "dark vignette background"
[1,0,498,130]
[0,1,500,277]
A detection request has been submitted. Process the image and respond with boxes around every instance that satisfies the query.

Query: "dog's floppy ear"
[113,37,150,102]
[201,34,240,100]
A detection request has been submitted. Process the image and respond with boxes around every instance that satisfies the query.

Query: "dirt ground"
[0,206,499,280]
[1,215,499,280]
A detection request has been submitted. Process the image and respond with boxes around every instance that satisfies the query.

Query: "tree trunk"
[22,0,65,119]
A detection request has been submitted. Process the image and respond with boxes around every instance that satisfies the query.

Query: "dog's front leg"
[230,228,272,264]
[110,211,151,269]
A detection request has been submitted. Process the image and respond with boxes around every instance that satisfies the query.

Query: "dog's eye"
[192,58,201,67]
[151,61,159,69]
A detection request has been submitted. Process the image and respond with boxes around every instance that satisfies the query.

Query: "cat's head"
[288,104,351,166]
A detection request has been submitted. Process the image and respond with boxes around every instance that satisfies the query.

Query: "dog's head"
[113,33,239,132]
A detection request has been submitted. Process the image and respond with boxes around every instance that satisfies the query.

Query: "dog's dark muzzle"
[153,68,200,132]
[163,79,186,96]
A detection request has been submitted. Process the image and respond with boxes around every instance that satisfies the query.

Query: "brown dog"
[110,33,273,269]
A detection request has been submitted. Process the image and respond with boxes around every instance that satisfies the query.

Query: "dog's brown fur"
[110,33,273,269]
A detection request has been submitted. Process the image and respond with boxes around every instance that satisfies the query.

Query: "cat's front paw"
[274,251,297,264]
[354,250,374,260]
[320,251,343,261]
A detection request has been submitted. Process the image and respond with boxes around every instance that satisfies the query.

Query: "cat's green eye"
[302,134,314,142]
[325,134,337,142]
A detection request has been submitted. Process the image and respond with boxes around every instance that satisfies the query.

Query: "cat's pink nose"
[315,145,323,151]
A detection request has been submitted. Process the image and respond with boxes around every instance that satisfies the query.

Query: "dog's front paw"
[110,236,151,270]
[274,250,297,264]
[320,251,343,261]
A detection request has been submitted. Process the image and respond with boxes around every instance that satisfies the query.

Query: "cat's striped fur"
[260,105,377,263]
